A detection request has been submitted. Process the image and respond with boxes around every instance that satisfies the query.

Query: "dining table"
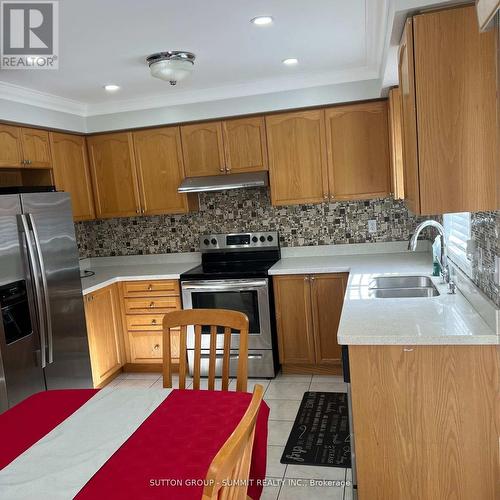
[0,387,269,499]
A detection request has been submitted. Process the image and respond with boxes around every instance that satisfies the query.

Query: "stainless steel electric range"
[180,231,280,378]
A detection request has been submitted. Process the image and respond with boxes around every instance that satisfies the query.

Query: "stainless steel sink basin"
[368,275,440,298]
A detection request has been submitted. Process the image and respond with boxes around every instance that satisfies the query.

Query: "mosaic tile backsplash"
[75,188,428,256]
[75,188,499,306]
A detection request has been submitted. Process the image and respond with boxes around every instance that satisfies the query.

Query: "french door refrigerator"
[0,190,92,413]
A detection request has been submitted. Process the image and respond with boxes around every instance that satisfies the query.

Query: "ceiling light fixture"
[146,51,196,86]
[103,84,120,92]
[282,58,299,66]
[250,16,273,26]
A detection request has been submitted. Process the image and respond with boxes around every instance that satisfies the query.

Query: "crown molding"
[85,65,379,116]
[0,81,87,116]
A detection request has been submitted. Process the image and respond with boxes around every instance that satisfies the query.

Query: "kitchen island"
[270,243,499,500]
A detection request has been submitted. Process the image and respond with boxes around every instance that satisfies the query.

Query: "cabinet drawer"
[124,296,180,314]
[126,314,166,331]
[128,331,180,363]
[122,280,179,297]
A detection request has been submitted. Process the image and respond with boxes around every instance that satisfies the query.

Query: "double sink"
[368,276,440,298]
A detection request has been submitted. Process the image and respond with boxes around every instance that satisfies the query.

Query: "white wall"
[0,98,86,132]
[86,79,382,132]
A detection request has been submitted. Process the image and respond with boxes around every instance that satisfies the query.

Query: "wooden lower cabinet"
[273,273,348,374]
[119,280,181,368]
[349,345,499,500]
[84,284,124,387]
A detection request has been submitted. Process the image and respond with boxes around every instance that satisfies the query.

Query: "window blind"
[443,212,472,275]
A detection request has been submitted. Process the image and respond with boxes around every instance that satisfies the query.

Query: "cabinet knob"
[304,276,309,281]
[149,302,155,308]
[151,319,157,325]
[310,276,315,281]
[148,284,153,291]
[323,194,328,200]
[219,167,225,172]
[153,344,160,351]
[141,208,145,214]
[136,208,140,214]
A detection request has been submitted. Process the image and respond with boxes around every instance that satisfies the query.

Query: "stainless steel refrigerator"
[0,190,92,413]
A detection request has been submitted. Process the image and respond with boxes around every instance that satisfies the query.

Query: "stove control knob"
[252,236,258,243]
[259,236,265,242]
[211,238,217,245]
[203,239,210,246]
[267,235,274,242]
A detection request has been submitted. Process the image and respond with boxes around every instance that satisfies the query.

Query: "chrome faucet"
[408,220,450,284]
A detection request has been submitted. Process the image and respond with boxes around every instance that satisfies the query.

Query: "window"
[443,212,472,276]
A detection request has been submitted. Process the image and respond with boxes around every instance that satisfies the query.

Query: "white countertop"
[269,244,499,346]
[81,243,498,345]
[80,253,200,295]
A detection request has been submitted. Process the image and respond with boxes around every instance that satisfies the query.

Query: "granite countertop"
[80,253,200,295]
[269,247,499,346]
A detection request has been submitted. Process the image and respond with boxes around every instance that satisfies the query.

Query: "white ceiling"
[0,0,388,116]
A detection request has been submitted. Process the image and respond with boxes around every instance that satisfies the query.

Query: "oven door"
[181,279,272,350]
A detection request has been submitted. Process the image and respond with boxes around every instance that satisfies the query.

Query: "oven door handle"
[182,280,267,291]
[199,353,263,360]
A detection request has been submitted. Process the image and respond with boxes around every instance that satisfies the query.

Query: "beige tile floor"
[109,372,353,500]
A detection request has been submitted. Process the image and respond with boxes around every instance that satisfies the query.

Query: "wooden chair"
[202,384,264,500]
[162,309,249,392]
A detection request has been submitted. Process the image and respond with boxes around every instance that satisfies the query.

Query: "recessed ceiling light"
[282,58,299,66]
[251,16,273,26]
[103,84,120,92]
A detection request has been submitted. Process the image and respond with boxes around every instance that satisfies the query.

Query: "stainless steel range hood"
[178,171,269,193]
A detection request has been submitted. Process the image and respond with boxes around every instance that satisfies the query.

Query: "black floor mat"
[280,391,351,468]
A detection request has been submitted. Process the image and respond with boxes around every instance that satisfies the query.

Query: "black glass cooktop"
[181,260,277,280]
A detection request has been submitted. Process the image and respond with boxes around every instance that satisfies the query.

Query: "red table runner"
[0,389,269,499]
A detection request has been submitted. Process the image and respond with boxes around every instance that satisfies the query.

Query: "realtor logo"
[1,1,58,69]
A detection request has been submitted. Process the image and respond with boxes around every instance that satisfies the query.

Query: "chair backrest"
[202,384,264,500]
[162,309,249,392]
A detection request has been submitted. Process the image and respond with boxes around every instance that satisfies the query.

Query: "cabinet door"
[0,124,23,168]
[222,116,268,173]
[50,132,95,221]
[133,126,195,215]
[388,88,405,200]
[87,132,141,218]
[398,19,421,214]
[266,110,329,206]
[326,101,390,201]
[310,274,347,365]
[180,121,225,177]
[20,128,52,168]
[273,275,316,364]
[413,6,498,213]
[84,285,124,387]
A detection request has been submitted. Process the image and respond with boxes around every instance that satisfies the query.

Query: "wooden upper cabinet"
[398,19,420,214]
[0,125,23,168]
[310,274,347,365]
[133,127,197,216]
[266,109,328,206]
[273,275,316,364]
[20,128,52,168]
[388,88,405,200]
[84,285,124,387]
[180,121,225,177]
[222,116,268,173]
[399,6,498,214]
[50,132,95,221]
[326,101,390,201]
[87,132,141,218]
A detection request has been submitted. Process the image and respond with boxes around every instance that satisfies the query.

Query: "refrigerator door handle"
[27,213,54,364]
[19,214,47,369]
